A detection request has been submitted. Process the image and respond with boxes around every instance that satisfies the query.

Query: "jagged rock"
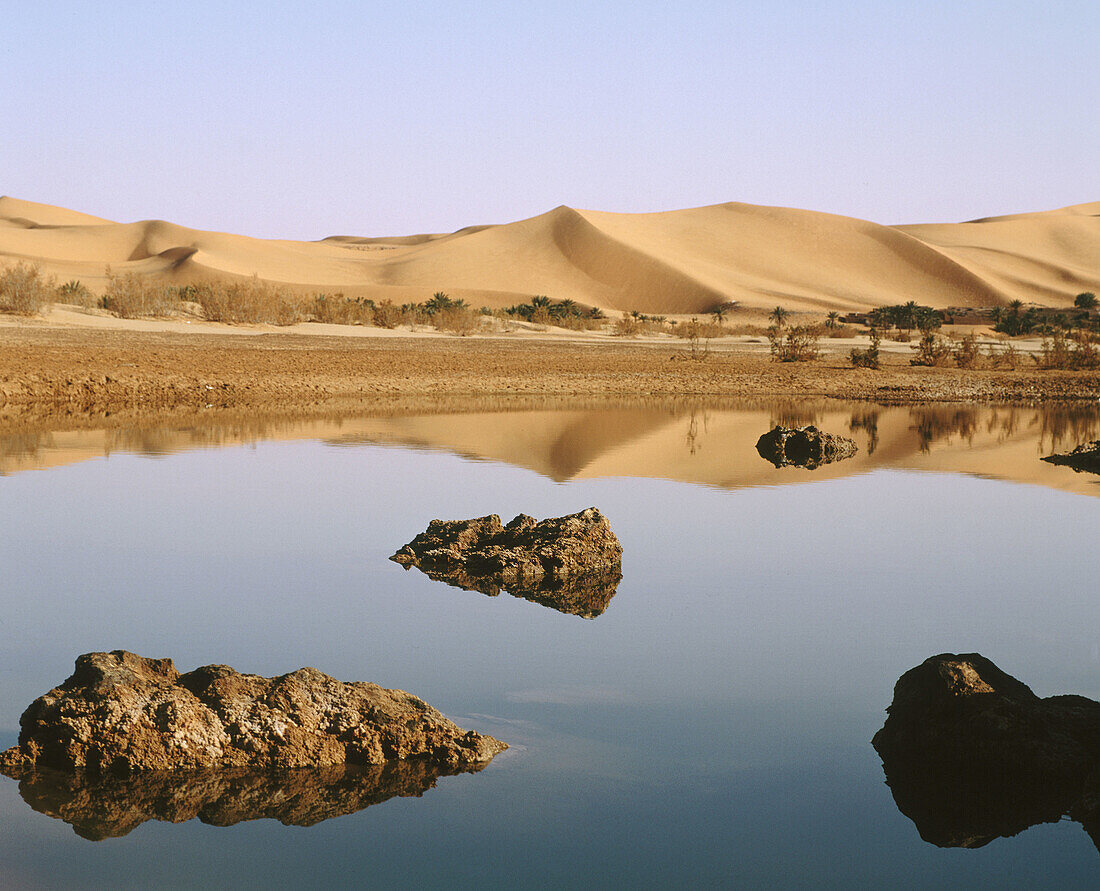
[11,760,483,840]
[1042,440,1100,475]
[390,508,623,617]
[872,653,1100,851]
[0,651,506,777]
[755,425,858,469]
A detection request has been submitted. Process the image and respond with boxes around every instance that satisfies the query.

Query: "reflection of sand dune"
[4,400,1099,497]
[11,761,482,840]
[3,196,1098,313]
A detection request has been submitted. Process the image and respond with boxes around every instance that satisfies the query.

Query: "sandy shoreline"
[2,316,1099,432]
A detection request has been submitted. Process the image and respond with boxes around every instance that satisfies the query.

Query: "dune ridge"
[1,196,1097,314]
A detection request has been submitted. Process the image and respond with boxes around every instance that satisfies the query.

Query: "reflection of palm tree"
[770,306,789,327]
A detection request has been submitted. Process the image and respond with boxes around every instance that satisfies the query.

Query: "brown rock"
[755,425,858,469]
[12,760,485,840]
[390,508,623,617]
[0,651,506,776]
[872,653,1100,851]
[1042,440,1100,475]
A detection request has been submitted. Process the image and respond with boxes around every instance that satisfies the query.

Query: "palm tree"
[1075,292,1098,310]
[770,305,789,327]
[825,311,840,330]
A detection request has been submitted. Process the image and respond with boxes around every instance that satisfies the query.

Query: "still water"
[1,399,1098,887]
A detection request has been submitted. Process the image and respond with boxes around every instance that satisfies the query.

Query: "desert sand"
[2,196,1097,314]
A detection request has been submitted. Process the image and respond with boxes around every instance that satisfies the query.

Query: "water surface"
[1,398,1098,887]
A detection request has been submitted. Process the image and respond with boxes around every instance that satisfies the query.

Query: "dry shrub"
[910,332,953,366]
[373,299,402,329]
[0,262,54,315]
[825,324,860,338]
[556,314,604,331]
[674,319,726,339]
[310,293,375,326]
[102,272,179,318]
[850,328,881,369]
[953,333,983,368]
[433,305,479,335]
[613,315,644,336]
[768,325,820,362]
[194,278,305,325]
[1036,330,1100,370]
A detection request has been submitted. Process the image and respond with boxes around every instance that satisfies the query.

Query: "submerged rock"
[0,651,506,777]
[755,425,858,469]
[872,653,1100,851]
[390,508,623,617]
[11,760,484,840]
[1042,440,1100,475]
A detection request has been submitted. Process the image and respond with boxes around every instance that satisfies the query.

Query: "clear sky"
[4,1,1098,238]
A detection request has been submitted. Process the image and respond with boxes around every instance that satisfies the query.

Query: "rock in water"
[755,425,858,469]
[12,761,486,840]
[0,651,506,776]
[390,508,623,617]
[872,653,1100,851]
[1042,440,1100,475]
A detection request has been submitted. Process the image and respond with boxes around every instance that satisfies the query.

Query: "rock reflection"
[10,760,484,841]
[873,653,1100,852]
[1042,440,1100,475]
[405,563,622,618]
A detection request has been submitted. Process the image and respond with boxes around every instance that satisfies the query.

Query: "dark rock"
[1042,440,1100,475]
[391,508,623,617]
[0,651,506,777]
[872,653,1100,851]
[755,425,858,469]
[11,760,485,840]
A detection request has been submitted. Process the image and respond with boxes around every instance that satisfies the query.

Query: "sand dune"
[2,196,1097,314]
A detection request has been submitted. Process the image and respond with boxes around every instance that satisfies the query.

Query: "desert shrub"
[824,324,860,338]
[910,331,953,366]
[1036,330,1100,370]
[433,304,479,335]
[674,318,725,339]
[56,279,99,308]
[850,327,881,369]
[310,293,375,325]
[768,324,819,362]
[193,278,304,325]
[613,315,643,336]
[952,333,983,368]
[0,263,54,314]
[371,299,400,328]
[102,272,180,318]
[986,341,1020,369]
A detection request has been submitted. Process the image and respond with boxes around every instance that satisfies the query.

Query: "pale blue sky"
[4,1,1098,238]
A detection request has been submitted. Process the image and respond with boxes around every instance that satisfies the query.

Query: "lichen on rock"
[0,651,506,777]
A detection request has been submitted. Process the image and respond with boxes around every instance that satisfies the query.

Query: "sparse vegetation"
[910,331,953,366]
[101,271,182,319]
[0,262,54,315]
[1036,330,1100,370]
[56,279,99,308]
[849,327,881,369]
[768,324,819,362]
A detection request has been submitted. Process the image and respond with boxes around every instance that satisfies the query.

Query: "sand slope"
[2,196,1097,313]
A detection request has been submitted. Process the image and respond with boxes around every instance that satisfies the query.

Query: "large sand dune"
[2,196,1097,314]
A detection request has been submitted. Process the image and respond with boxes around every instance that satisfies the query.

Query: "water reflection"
[10,760,485,840]
[873,653,1100,853]
[4,398,1100,496]
[398,563,622,618]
